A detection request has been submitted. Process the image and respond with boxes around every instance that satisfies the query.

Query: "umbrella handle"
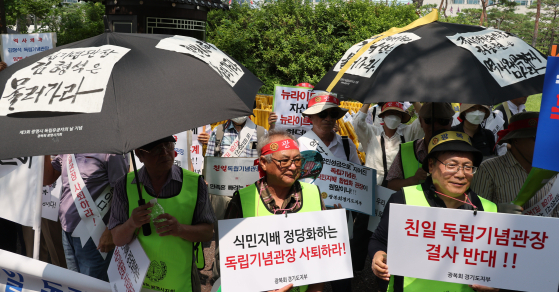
[138,199,152,236]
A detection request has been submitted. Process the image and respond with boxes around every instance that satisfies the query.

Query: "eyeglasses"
[271,157,303,168]
[139,142,175,156]
[424,118,451,126]
[317,109,339,119]
[437,158,477,174]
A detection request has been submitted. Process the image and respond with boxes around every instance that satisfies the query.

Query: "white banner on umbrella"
[204,157,260,196]
[367,185,396,232]
[388,204,559,292]
[272,85,315,138]
[447,29,547,87]
[0,156,42,227]
[108,239,150,292]
[219,209,352,292]
[0,250,110,292]
[156,35,245,87]
[42,177,62,222]
[1,33,56,66]
[333,33,421,78]
[305,155,375,215]
[0,45,130,116]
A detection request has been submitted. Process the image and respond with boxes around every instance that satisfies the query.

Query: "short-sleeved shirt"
[108,165,216,229]
[471,152,559,217]
[385,139,428,182]
[297,132,361,165]
[52,154,129,233]
[451,122,495,157]
[205,120,263,158]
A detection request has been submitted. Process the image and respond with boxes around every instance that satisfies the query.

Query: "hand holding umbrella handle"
[138,199,152,236]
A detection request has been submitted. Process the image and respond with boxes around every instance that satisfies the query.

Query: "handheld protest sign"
[272,84,315,138]
[299,150,324,180]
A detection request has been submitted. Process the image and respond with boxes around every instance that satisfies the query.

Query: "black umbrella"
[0,32,262,161]
[315,10,546,104]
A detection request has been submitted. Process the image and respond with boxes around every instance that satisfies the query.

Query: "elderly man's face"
[261,138,301,188]
[429,152,474,198]
[309,108,338,133]
[136,142,175,174]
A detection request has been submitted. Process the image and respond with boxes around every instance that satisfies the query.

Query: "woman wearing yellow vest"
[369,130,501,292]
[224,130,326,292]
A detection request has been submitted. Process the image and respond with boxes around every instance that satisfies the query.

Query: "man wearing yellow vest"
[224,130,326,292]
[369,130,500,292]
[109,136,215,292]
[385,102,454,191]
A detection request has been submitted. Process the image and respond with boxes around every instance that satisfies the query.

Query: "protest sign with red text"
[108,239,150,292]
[273,85,315,138]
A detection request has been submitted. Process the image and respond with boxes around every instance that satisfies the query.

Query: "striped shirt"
[205,121,260,158]
[471,151,559,217]
[108,165,216,230]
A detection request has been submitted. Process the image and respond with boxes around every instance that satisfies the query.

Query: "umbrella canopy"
[315,10,546,105]
[0,32,262,160]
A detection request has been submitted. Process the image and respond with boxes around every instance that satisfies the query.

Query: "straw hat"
[302,91,347,120]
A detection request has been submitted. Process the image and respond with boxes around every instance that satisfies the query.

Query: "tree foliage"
[207,0,419,94]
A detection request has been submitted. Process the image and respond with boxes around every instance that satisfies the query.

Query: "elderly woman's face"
[261,148,301,188]
[429,152,475,197]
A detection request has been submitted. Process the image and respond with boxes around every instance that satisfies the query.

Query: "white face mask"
[465,110,485,125]
[231,116,248,124]
[383,115,402,130]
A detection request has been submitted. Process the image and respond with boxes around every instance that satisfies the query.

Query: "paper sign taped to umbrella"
[387,204,559,292]
[0,45,130,116]
[447,29,546,87]
[219,209,352,292]
[273,85,315,138]
[108,238,150,292]
[204,157,260,196]
[156,35,244,87]
[305,156,375,215]
[1,33,56,66]
[333,33,421,78]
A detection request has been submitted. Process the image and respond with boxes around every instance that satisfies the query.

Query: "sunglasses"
[139,142,175,156]
[317,109,339,119]
[423,118,451,126]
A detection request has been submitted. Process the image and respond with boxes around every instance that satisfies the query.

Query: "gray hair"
[257,129,299,163]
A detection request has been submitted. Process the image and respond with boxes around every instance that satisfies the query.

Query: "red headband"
[308,94,340,108]
[495,117,538,145]
[382,102,404,112]
[261,139,299,156]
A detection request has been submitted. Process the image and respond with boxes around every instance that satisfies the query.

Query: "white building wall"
[422,0,533,15]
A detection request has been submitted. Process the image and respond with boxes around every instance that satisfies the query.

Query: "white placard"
[1,33,55,66]
[219,209,352,292]
[272,85,315,138]
[0,45,129,116]
[188,125,211,174]
[483,113,505,142]
[342,112,353,124]
[309,155,375,215]
[41,177,62,222]
[204,157,260,196]
[447,29,547,87]
[333,33,421,78]
[172,131,190,170]
[387,204,559,292]
[108,239,150,292]
[523,178,559,217]
[0,249,110,292]
[0,156,42,227]
[156,35,244,87]
[367,185,396,232]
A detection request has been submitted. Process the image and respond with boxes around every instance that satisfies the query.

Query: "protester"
[296,91,359,290]
[353,102,424,185]
[43,153,128,281]
[224,129,325,292]
[205,116,266,282]
[385,102,454,191]
[472,112,559,216]
[451,104,496,159]
[369,130,499,292]
[109,136,215,292]
[494,96,528,155]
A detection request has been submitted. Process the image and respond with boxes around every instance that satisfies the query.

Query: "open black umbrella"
[0,32,262,161]
[315,10,546,104]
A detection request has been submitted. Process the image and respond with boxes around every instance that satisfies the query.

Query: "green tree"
[5,0,60,33]
[207,0,418,94]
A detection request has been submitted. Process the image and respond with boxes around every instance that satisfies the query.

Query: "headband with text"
[428,131,473,153]
[307,94,340,108]
[261,139,299,156]
[496,117,538,144]
[381,102,404,112]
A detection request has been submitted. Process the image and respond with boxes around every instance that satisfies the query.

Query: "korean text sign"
[1,33,55,66]
[367,185,395,232]
[204,157,260,196]
[273,85,315,138]
[309,155,375,215]
[533,56,559,172]
[219,209,352,292]
[0,45,129,116]
[108,239,150,292]
[387,204,559,292]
